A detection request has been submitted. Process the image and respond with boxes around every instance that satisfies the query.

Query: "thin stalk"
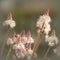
[31,32,43,60]
[42,46,51,60]
[0,27,10,59]
[6,46,12,60]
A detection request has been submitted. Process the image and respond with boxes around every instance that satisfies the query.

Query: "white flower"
[3,20,12,26]
[44,23,51,35]
[45,30,59,46]
[7,37,17,45]
[9,20,16,28]
[20,31,27,44]
[21,36,27,44]
[15,49,26,58]
[27,49,33,55]
[13,44,21,50]
[3,12,16,28]
[30,37,34,43]
[7,38,13,45]
[42,15,51,23]
[26,31,34,43]
[7,32,17,45]
[13,42,26,53]
[26,37,34,44]
[14,43,27,58]
[16,34,20,37]
[45,34,49,42]
[36,9,51,35]
[48,36,58,46]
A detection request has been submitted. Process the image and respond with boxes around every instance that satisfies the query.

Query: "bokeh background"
[0,0,60,60]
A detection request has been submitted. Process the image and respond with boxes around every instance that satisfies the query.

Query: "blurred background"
[0,0,60,60]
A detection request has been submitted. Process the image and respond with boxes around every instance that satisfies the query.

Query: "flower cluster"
[3,12,16,28]
[36,9,51,36]
[2,9,59,60]
[7,31,34,58]
[45,30,59,47]
[36,9,59,47]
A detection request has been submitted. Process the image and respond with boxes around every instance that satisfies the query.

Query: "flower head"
[16,34,21,44]
[36,9,51,35]
[26,31,34,43]
[7,32,17,45]
[45,30,59,47]
[20,31,27,44]
[3,12,16,28]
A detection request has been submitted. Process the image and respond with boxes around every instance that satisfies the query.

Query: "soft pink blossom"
[45,30,59,46]
[3,12,16,28]
[36,9,51,35]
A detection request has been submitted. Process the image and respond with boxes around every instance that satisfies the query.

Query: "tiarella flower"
[45,30,59,47]
[26,31,34,44]
[9,20,16,28]
[7,32,17,45]
[45,34,49,42]
[20,31,27,44]
[15,48,26,58]
[3,12,16,28]
[15,34,21,44]
[36,9,51,35]
[13,43,25,50]
[43,9,51,23]
[7,38,13,45]
[13,42,27,58]
[44,22,51,35]
[27,48,33,55]
[26,43,33,55]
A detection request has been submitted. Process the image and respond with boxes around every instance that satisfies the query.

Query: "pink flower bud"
[20,31,25,37]
[50,30,56,36]
[44,9,49,16]
[7,12,12,20]
[12,32,16,40]
[17,35,21,43]
[26,30,31,37]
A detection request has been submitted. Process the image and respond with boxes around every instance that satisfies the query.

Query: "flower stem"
[31,32,43,60]
[42,46,51,60]
[6,46,12,60]
[0,27,10,59]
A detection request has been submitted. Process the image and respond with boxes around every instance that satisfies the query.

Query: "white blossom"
[36,9,51,35]
[27,49,33,55]
[20,31,27,44]
[26,31,34,43]
[45,34,49,42]
[7,38,13,45]
[44,22,51,35]
[21,36,27,44]
[45,30,59,46]
[3,12,16,28]
[13,43,26,50]
[15,49,26,58]
[6,31,34,58]
[9,20,16,28]
[7,32,17,45]
[13,42,27,58]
